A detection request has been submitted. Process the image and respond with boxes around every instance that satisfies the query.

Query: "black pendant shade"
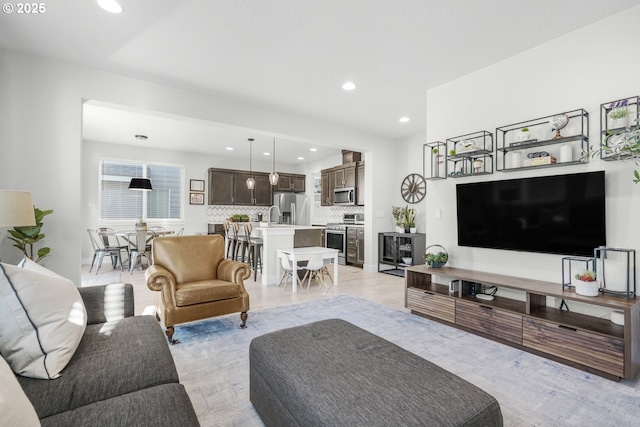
[129,177,153,191]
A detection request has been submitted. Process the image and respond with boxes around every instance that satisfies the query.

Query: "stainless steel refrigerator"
[271,193,309,225]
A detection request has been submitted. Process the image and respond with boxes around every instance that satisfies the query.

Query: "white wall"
[419,7,640,285]
[0,49,395,282]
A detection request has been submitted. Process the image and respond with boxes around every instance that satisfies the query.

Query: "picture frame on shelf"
[190,179,205,192]
[189,192,204,205]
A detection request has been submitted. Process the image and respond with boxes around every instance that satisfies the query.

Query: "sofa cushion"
[18,315,180,419]
[0,355,41,427]
[175,279,241,306]
[39,383,199,427]
[0,262,87,379]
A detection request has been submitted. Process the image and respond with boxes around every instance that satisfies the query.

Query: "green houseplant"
[391,205,404,232]
[424,244,448,268]
[7,207,54,263]
[403,205,416,232]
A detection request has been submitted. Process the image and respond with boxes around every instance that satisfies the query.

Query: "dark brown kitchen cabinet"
[208,169,234,205]
[321,170,333,206]
[334,164,356,188]
[356,162,365,206]
[275,173,306,192]
[253,174,273,206]
[208,168,272,206]
[346,227,364,268]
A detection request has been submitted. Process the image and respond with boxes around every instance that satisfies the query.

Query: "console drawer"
[406,288,455,323]
[522,317,624,377]
[456,299,522,345]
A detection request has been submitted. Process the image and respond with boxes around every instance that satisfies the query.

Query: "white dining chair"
[300,253,326,291]
[279,253,303,290]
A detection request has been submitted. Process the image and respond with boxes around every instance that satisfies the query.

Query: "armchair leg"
[240,311,248,328]
[165,326,179,345]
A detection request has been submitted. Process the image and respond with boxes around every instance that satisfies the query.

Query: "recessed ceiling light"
[263,152,270,156]
[297,157,304,160]
[342,82,356,91]
[97,0,123,14]
[310,148,318,152]
[225,147,233,151]
[399,117,410,123]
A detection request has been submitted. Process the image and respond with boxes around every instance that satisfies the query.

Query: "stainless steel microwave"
[334,187,356,205]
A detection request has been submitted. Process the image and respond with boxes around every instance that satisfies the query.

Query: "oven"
[324,225,346,265]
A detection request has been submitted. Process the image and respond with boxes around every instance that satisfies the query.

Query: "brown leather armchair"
[145,234,251,344]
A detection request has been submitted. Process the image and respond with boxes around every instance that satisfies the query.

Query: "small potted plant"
[516,127,531,142]
[574,271,599,296]
[424,244,448,268]
[391,205,404,233]
[136,217,147,231]
[403,205,416,233]
[608,103,630,129]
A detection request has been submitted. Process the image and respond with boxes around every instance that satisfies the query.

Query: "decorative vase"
[473,159,483,173]
[511,151,522,169]
[395,226,404,233]
[404,226,411,233]
[560,144,573,163]
[136,222,147,231]
[574,279,599,297]
[410,227,417,233]
[516,130,531,142]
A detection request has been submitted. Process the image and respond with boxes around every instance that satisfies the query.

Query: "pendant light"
[246,138,255,190]
[129,134,153,191]
[269,137,279,185]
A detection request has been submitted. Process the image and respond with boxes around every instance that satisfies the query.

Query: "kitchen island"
[255,225,324,286]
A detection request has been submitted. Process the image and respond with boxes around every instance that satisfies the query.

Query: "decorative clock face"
[401,173,426,203]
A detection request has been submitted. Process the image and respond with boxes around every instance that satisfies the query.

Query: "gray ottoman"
[250,319,502,427]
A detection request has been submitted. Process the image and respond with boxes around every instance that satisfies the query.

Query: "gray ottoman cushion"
[40,383,199,427]
[18,315,179,419]
[250,318,502,427]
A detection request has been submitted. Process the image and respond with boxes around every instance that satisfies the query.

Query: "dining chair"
[243,223,263,281]
[127,231,153,274]
[300,253,326,290]
[96,227,129,268]
[87,229,124,275]
[175,227,185,236]
[320,258,334,284]
[278,253,303,290]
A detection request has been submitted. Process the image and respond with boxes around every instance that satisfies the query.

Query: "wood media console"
[405,266,640,381]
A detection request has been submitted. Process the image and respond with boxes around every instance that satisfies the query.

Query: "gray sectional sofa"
[16,283,200,427]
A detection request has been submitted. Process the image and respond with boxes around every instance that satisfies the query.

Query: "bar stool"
[223,220,237,259]
[232,222,249,262]
[243,223,263,281]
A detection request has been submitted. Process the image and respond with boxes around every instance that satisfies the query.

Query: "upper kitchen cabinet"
[274,173,306,192]
[208,168,272,206]
[320,150,365,206]
[356,162,365,206]
[334,165,356,188]
[208,168,234,205]
[321,169,333,206]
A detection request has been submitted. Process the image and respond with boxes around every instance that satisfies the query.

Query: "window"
[99,160,184,221]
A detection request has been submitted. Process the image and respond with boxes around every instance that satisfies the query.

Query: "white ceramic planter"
[574,279,600,297]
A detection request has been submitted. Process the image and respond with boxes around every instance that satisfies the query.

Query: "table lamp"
[0,190,36,227]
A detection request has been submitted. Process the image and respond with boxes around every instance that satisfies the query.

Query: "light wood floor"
[81,262,408,316]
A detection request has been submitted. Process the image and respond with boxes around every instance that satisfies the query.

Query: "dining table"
[276,246,339,293]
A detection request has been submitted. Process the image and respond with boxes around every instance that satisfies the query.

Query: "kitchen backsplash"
[206,204,364,224]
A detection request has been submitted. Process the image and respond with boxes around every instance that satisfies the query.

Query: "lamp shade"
[0,190,36,227]
[128,178,153,191]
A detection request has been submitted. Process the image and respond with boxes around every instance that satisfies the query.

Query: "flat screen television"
[456,171,606,256]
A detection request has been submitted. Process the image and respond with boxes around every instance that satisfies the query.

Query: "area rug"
[168,295,640,427]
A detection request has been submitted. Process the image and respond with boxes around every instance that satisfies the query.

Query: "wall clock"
[401,173,426,203]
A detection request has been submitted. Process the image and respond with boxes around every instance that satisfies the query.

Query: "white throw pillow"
[0,262,87,379]
[0,356,41,426]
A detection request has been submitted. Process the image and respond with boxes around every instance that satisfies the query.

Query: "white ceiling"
[2,0,639,160]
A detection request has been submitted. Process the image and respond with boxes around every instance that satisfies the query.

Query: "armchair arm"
[217,259,251,284]
[145,264,177,292]
[78,283,134,325]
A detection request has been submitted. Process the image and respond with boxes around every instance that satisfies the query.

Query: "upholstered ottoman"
[249,319,502,427]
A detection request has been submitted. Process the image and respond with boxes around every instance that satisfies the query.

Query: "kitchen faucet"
[268,205,281,224]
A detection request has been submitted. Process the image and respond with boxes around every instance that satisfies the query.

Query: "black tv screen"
[456,171,606,256]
